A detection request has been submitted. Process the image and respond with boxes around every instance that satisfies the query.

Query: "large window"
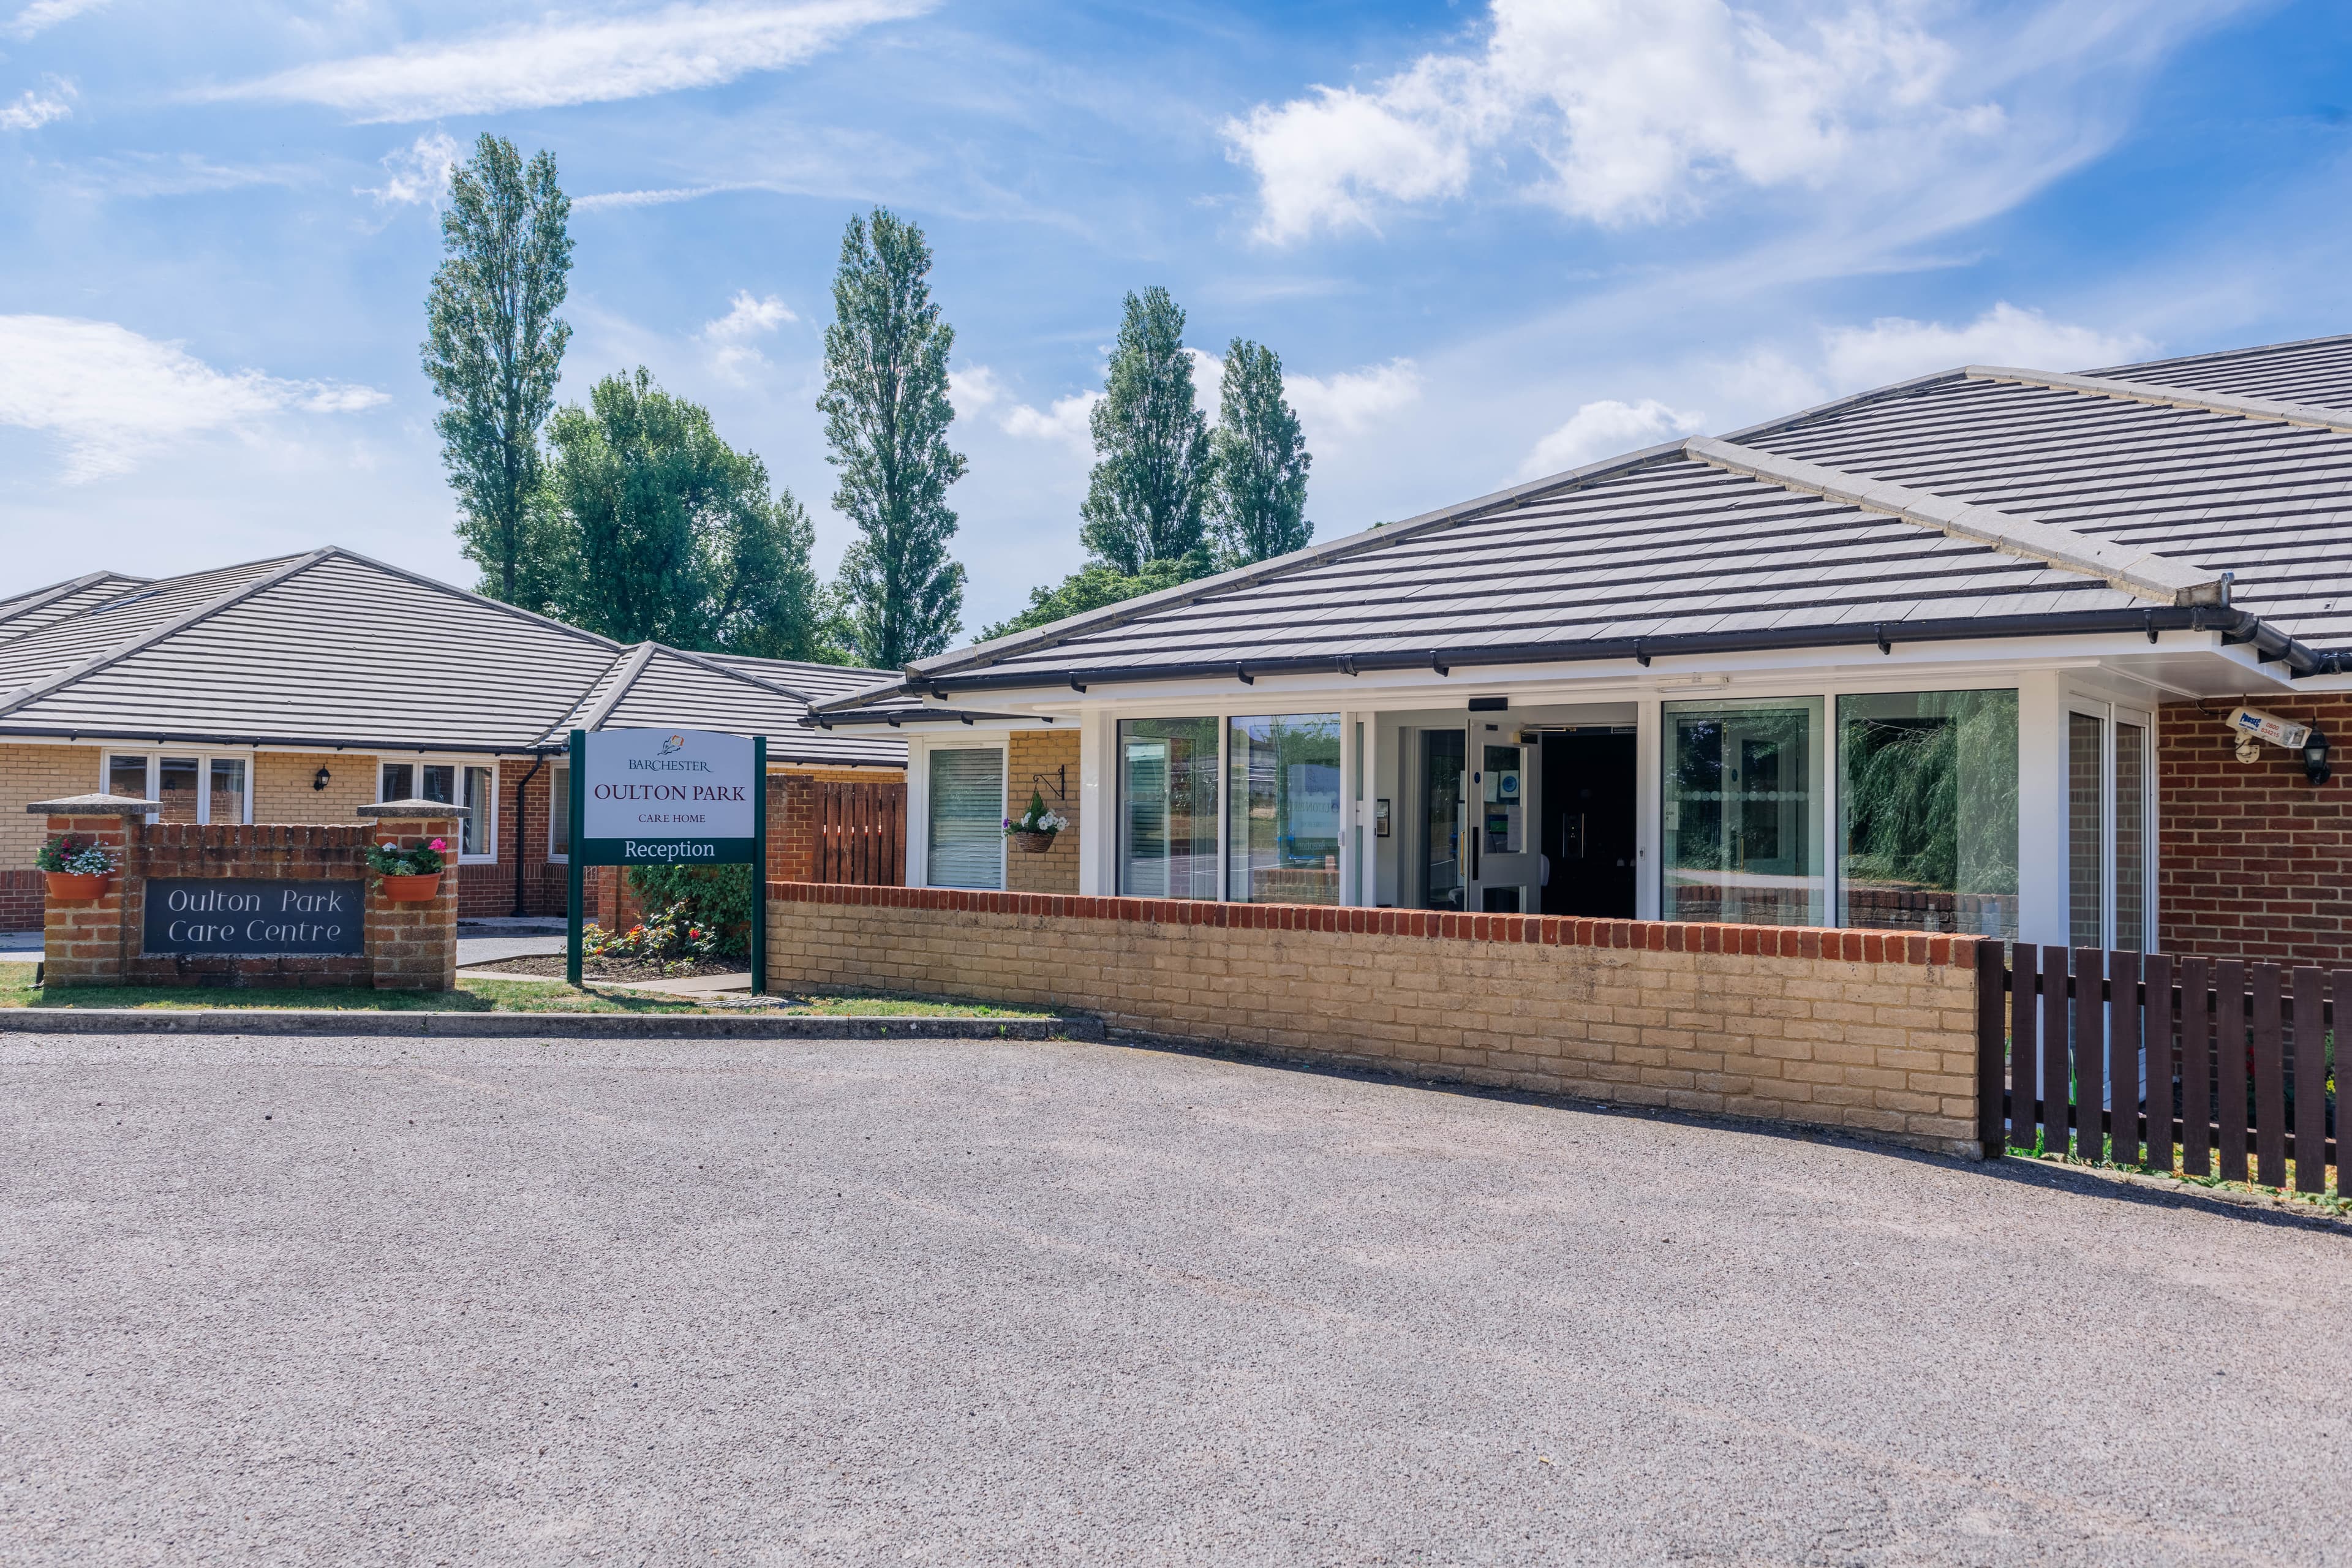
[2067,706,2152,951]
[1662,699,1823,926]
[926,747,1005,890]
[103,751,249,825]
[1118,718,1219,898]
[1227,714,1341,905]
[381,761,495,861]
[1836,690,2018,940]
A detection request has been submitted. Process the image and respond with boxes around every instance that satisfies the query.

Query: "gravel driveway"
[2,1031,2345,1566]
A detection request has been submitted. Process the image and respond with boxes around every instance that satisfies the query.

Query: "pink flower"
[428,838,448,852]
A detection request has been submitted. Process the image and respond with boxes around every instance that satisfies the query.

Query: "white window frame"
[2062,697,2157,954]
[908,736,1009,891]
[546,759,570,864]
[99,748,253,826]
[375,756,500,865]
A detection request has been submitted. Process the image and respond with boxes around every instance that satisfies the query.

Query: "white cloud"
[0,78,74,131]
[1284,358,1423,442]
[576,184,751,211]
[208,0,933,123]
[1001,390,1100,450]
[0,316,388,482]
[1819,302,2154,389]
[698,290,796,379]
[948,364,1004,418]
[6,0,107,38]
[1224,0,2163,243]
[1519,398,1705,478]
[360,131,459,207]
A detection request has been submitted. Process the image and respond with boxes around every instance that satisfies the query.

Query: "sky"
[3,0,2350,639]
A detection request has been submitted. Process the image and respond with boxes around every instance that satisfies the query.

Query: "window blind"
[927,748,1004,890]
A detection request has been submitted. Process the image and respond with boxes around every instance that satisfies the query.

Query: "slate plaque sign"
[143,878,365,957]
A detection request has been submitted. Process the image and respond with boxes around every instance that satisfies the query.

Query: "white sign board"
[577,727,757,864]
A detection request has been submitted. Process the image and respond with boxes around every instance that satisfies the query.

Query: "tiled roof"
[2092,333,2352,411]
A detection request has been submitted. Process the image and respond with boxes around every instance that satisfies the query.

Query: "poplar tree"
[818,208,967,668]
[1080,287,1213,575]
[421,134,572,607]
[1207,338,1311,568]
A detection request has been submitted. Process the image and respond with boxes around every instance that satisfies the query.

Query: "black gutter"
[881,606,2339,699]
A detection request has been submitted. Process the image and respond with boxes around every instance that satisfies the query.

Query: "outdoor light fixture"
[2305,726,2332,786]
[312,766,331,791]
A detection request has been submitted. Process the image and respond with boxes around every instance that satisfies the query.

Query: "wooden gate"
[812,779,904,886]
[1982,946,2343,1194]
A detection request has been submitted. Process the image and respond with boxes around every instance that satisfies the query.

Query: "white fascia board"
[813,715,1056,737]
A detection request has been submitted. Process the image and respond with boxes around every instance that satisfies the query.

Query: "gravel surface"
[2,1032,2346,1566]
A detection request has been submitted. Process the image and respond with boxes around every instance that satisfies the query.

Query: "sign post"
[563,727,766,991]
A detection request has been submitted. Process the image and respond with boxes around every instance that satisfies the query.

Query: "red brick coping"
[766,881,1967,967]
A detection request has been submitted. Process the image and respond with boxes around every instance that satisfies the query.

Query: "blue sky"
[2,0,2349,638]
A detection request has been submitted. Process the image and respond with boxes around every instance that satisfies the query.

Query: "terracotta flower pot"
[1009,830,1057,855]
[379,872,442,902]
[43,871,110,901]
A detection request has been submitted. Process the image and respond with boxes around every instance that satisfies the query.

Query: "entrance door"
[1467,722,1539,913]
[1419,729,1466,911]
[1540,731,1635,918]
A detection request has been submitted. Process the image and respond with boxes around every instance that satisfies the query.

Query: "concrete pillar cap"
[27,793,152,815]
[357,799,473,820]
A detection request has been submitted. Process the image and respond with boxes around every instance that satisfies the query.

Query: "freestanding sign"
[566,728,767,993]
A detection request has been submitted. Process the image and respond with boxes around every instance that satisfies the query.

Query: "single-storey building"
[0,547,903,930]
[810,334,2352,970]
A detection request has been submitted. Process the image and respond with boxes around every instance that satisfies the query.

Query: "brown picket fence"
[812,779,904,886]
[1978,943,2344,1194]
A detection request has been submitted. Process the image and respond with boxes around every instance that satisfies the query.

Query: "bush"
[623,862,752,957]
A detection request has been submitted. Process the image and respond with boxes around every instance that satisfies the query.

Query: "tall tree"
[422,134,573,607]
[1080,287,1213,575]
[1207,338,1311,568]
[818,208,967,669]
[541,368,835,660]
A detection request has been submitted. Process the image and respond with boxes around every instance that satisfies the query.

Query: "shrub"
[623,862,752,957]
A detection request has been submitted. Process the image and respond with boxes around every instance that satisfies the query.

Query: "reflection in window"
[1662,700,1823,926]
[2068,714,2105,949]
[157,756,200,824]
[927,748,1005,890]
[1422,730,1466,911]
[1119,718,1219,899]
[2114,720,2146,952]
[1836,690,2018,939]
[1227,714,1341,904]
[549,764,571,858]
[208,758,246,827]
[107,755,148,803]
[461,765,494,857]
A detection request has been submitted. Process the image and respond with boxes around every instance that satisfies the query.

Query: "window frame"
[99,748,252,826]
[2062,697,2157,954]
[547,760,570,864]
[913,737,1009,892]
[375,755,500,865]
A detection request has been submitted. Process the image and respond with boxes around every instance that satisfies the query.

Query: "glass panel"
[2068,712,2105,949]
[107,755,148,801]
[927,748,1003,890]
[461,766,494,857]
[1837,690,2018,940]
[549,764,571,857]
[208,758,246,826]
[1118,718,1219,899]
[421,764,455,804]
[1422,730,1466,911]
[156,756,200,823]
[380,763,414,802]
[1227,714,1341,905]
[1662,699,1823,926]
[2114,721,2147,951]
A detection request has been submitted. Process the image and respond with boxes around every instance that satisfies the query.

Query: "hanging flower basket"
[366,837,447,902]
[43,871,111,901]
[1009,831,1057,855]
[379,873,443,902]
[36,833,117,900]
[1003,791,1068,856]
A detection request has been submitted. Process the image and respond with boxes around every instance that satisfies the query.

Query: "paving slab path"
[1,1031,2345,1566]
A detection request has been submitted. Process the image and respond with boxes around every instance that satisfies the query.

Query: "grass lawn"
[0,960,1051,1018]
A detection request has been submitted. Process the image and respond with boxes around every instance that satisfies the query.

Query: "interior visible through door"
[1539,728,1636,919]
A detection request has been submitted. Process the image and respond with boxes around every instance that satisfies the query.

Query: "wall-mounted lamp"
[2305,726,2332,786]
[312,766,332,792]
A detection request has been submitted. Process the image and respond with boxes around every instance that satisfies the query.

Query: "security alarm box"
[2228,706,2311,750]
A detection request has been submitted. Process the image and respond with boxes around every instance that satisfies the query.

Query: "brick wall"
[42,813,459,990]
[766,884,1985,1156]
[0,869,39,931]
[0,743,102,868]
[2160,695,2352,966]
[1006,728,1079,894]
[254,751,380,824]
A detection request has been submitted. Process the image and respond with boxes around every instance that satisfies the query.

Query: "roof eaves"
[1965,364,2352,439]
[0,548,339,719]
[1684,436,2224,607]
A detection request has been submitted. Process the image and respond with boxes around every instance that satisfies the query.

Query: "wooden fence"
[812,779,903,886]
[1979,944,2343,1194]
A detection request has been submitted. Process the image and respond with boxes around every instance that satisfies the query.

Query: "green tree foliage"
[422,134,573,606]
[976,556,1201,642]
[540,367,834,660]
[819,208,967,669]
[1080,287,1213,575]
[1207,338,1311,567]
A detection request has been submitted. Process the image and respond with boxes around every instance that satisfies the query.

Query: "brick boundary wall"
[766,883,1985,1156]
[0,869,40,932]
[40,814,458,990]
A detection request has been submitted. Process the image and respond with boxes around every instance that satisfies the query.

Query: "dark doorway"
[1540,730,1636,918]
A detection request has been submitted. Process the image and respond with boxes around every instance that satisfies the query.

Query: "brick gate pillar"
[26,794,151,989]
[358,798,466,991]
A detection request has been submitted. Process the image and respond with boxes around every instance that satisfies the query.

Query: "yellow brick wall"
[767,898,1984,1156]
[0,742,104,862]
[254,752,380,824]
[1006,728,1080,894]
